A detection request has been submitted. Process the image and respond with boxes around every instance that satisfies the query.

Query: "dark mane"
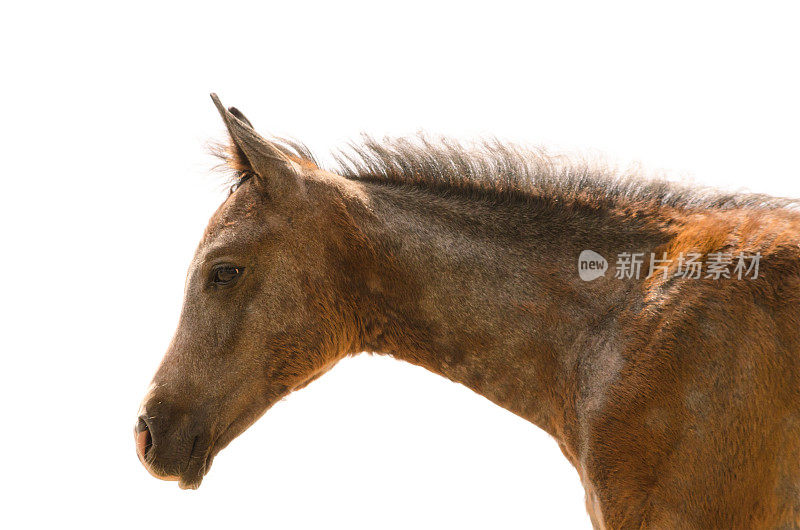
[215,135,799,211]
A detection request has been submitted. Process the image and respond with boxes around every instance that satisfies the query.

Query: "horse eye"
[211,266,242,286]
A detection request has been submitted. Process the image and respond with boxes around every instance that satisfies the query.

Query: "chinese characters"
[612,252,761,280]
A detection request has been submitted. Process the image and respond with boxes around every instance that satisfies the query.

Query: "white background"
[2,2,798,529]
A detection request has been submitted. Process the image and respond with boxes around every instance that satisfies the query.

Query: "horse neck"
[344,180,675,439]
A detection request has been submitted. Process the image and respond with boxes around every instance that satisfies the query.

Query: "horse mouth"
[177,436,213,490]
[176,410,267,488]
[172,419,245,489]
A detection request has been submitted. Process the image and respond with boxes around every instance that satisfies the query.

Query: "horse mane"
[213,135,799,211]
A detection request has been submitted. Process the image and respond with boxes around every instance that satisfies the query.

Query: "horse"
[135,94,800,528]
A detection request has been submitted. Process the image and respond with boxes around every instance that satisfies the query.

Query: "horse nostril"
[135,416,153,461]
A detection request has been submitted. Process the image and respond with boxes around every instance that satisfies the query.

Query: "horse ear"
[227,106,254,128]
[210,93,302,199]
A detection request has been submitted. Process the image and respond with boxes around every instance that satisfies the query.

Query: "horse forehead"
[202,192,262,240]
[199,226,240,254]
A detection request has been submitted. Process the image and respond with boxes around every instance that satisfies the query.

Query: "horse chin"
[177,454,211,490]
[178,475,204,490]
[177,439,215,490]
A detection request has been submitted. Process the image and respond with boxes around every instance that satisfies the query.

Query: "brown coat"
[136,95,800,528]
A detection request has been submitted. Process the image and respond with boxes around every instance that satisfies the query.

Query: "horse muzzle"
[134,404,213,489]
